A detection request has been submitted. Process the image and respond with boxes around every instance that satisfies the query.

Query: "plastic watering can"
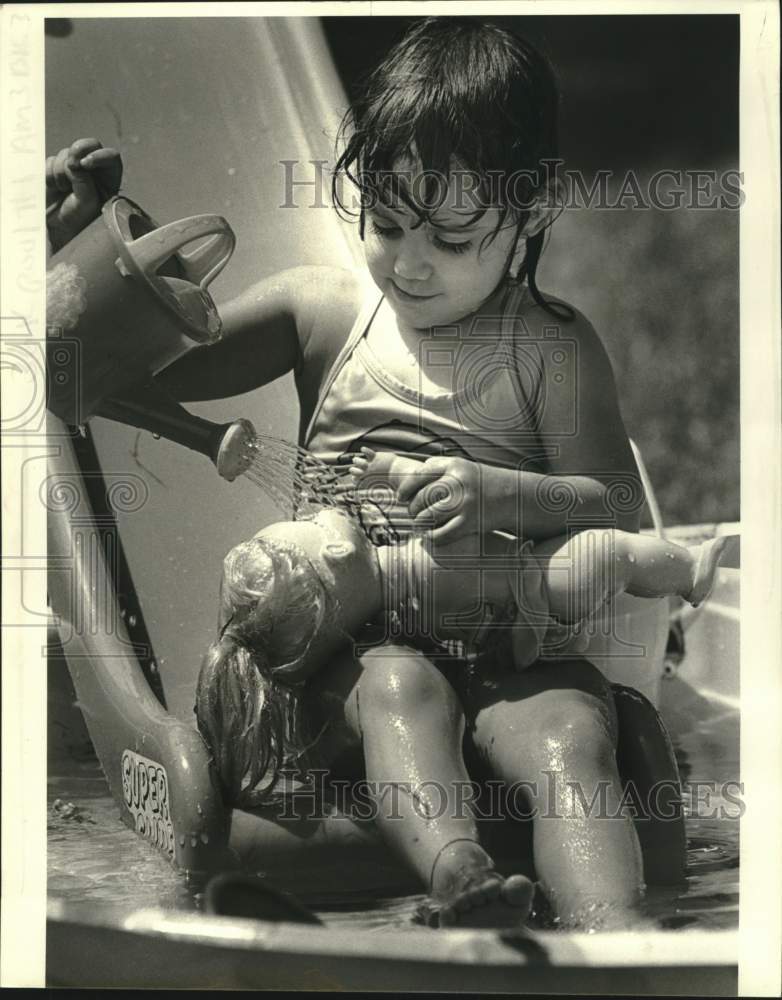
[46,195,235,425]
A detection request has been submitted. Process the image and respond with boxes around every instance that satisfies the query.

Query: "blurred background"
[45,15,738,718]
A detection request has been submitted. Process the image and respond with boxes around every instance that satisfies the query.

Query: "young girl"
[48,18,702,929]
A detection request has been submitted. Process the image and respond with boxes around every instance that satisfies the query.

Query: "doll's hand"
[46,138,123,252]
[395,455,491,543]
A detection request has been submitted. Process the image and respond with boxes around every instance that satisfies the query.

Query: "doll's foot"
[348,446,383,479]
[414,871,534,929]
[686,536,729,607]
[349,447,424,482]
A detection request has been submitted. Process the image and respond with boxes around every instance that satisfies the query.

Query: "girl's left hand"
[46,138,123,252]
[395,456,491,542]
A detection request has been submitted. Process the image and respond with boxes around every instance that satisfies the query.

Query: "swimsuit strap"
[302,285,384,447]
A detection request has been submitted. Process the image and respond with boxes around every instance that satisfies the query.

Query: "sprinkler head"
[215,419,257,482]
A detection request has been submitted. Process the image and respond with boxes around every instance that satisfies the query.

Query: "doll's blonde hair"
[195,534,329,808]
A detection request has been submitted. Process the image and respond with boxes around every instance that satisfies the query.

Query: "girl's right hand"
[46,138,123,252]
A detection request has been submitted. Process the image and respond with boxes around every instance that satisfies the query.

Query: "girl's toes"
[415,874,534,930]
[502,874,535,911]
[473,877,503,909]
[454,883,490,913]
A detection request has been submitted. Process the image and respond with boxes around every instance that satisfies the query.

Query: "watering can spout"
[96,380,256,482]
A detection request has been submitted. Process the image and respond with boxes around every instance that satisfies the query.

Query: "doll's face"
[220,509,381,684]
[259,509,381,633]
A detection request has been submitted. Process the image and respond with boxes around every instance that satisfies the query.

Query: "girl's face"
[363,164,519,330]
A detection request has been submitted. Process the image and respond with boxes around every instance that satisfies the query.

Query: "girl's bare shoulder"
[512,288,615,376]
[284,265,367,348]
[282,266,372,388]
[515,288,594,335]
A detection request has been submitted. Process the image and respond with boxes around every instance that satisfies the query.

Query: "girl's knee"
[548,699,616,769]
[358,644,460,719]
[525,664,619,770]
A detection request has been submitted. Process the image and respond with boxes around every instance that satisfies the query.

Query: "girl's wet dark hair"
[333,16,572,319]
[194,535,328,809]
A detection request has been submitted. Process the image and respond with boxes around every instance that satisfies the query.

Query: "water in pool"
[48,709,739,932]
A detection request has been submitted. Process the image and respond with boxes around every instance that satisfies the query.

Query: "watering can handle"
[125,214,236,291]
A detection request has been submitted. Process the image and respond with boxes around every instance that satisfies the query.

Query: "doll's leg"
[469,657,647,929]
[307,642,533,928]
[534,529,728,623]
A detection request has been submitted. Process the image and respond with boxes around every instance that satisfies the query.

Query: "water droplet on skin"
[227,167,236,176]
[128,614,137,627]
[628,553,636,563]
[200,832,209,844]
[179,834,186,847]
[324,542,348,557]
[190,836,198,847]
[667,553,676,559]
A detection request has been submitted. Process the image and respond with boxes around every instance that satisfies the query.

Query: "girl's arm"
[156,265,364,402]
[485,305,641,538]
[45,139,362,406]
[156,269,303,401]
[397,305,641,542]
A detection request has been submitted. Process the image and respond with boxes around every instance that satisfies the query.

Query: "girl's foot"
[414,871,534,929]
[413,841,534,929]
[686,536,729,607]
[413,872,534,929]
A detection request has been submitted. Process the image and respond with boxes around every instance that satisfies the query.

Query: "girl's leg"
[307,641,533,927]
[534,529,727,623]
[469,657,647,930]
